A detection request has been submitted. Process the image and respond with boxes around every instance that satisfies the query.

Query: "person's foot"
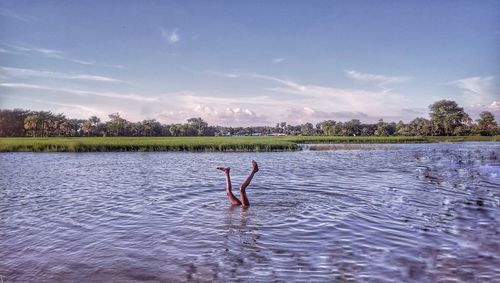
[252,160,259,173]
[217,167,230,174]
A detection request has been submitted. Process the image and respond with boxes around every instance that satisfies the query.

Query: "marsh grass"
[0,136,497,152]
[306,144,401,151]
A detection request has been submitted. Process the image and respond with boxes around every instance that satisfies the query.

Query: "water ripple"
[0,142,499,282]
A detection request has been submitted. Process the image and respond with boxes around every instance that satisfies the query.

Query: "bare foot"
[217,167,230,174]
[252,160,259,173]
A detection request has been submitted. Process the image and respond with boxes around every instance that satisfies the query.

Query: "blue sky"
[1,0,499,126]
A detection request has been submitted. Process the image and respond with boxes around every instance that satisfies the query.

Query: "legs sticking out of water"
[217,166,242,206]
[217,160,259,207]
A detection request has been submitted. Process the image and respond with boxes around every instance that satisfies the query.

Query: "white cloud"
[179,93,280,106]
[272,57,286,64]
[0,83,157,102]
[285,107,369,123]
[345,70,412,85]
[205,71,415,123]
[1,44,124,68]
[463,100,500,120]
[448,76,494,96]
[9,45,66,59]
[148,103,268,126]
[204,70,239,78]
[0,66,123,82]
[446,76,496,106]
[489,101,500,111]
[0,94,107,119]
[191,103,268,125]
[0,9,34,22]
[161,28,180,44]
[209,71,307,91]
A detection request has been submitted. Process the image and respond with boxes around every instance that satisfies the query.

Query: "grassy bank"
[0,136,497,152]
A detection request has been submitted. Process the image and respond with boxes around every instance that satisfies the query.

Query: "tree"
[476,111,498,136]
[316,120,336,135]
[24,114,39,137]
[106,113,128,136]
[375,119,396,136]
[300,123,315,135]
[342,119,362,136]
[59,121,71,136]
[429,100,467,136]
[169,124,181,136]
[140,119,163,136]
[408,118,432,136]
[187,117,208,135]
[453,112,473,136]
[0,109,30,136]
[396,121,409,136]
[82,120,92,136]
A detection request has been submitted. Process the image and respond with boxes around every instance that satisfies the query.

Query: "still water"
[1,143,499,282]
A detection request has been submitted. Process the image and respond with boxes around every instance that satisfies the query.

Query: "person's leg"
[217,167,242,205]
[239,160,259,207]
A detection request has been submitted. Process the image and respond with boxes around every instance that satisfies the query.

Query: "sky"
[0,0,499,126]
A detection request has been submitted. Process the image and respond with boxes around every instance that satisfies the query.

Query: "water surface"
[1,143,499,282]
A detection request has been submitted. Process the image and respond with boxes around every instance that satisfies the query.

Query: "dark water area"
[1,143,499,282]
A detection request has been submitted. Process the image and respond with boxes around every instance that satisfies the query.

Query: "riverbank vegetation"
[0,136,498,152]
[1,100,498,140]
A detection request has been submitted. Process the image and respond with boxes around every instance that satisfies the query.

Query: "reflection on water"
[0,143,499,282]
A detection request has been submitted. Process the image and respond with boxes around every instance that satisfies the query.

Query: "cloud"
[206,70,413,123]
[272,57,286,64]
[0,66,123,82]
[179,92,281,106]
[285,107,368,123]
[192,104,268,125]
[9,45,66,59]
[161,28,180,44]
[208,71,307,91]
[204,70,239,78]
[448,76,494,96]
[401,108,426,116]
[0,83,157,102]
[345,70,412,85]
[0,94,107,119]
[0,9,34,22]
[489,101,500,111]
[464,100,500,120]
[1,44,124,68]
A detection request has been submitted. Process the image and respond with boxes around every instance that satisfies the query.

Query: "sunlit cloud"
[161,27,180,44]
[489,101,500,111]
[272,57,286,64]
[0,66,123,82]
[192,103,269,125]
[0,83,157,102]
[448,76,494,96]
[463,100,500,120]
[446,76,496,106]
[284,106,370,124]
[345,70,412,85]
[206,70,415,122]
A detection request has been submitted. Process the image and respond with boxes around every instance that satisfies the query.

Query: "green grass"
[285,135,429,144]
[0,135,497,152]
[425,136,499,142]
[0,136,298,152]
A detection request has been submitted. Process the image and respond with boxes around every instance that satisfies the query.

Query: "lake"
[1,142,499,282]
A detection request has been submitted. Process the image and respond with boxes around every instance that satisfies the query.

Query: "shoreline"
[0,136,498,152]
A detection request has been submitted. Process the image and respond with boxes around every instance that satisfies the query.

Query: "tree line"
[0,100,498,137]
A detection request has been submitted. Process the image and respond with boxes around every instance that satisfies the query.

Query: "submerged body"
[217,160,259,207]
